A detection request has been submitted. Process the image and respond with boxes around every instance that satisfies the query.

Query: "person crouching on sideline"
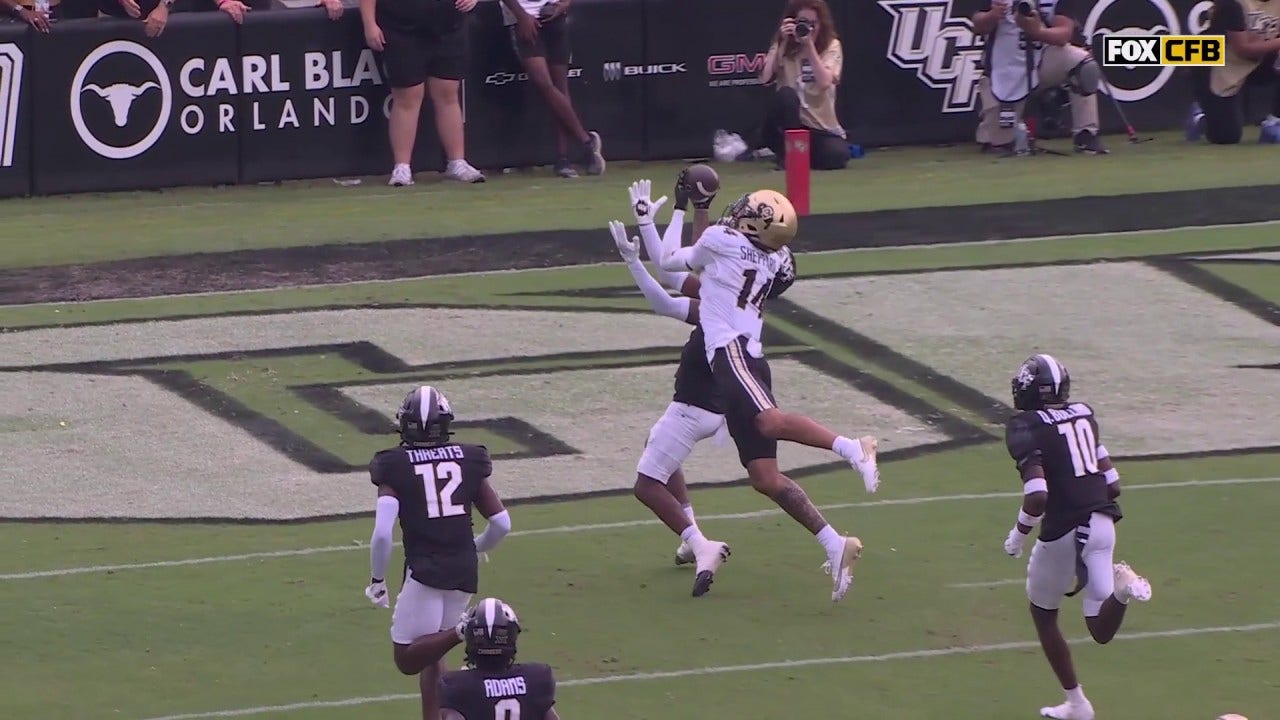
[758,0,849,171]
[971,0,1106,154]
[362,0,486,186]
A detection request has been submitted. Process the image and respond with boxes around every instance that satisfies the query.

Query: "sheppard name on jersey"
[483,677,528,698]
[1035,405,1089,424]
[406,445,466,463]
[739,245,779,272]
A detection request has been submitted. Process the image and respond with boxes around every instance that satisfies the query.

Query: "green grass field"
[1,138,1278,720]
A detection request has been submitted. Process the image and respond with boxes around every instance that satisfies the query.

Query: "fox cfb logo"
[1101,35,1226,67]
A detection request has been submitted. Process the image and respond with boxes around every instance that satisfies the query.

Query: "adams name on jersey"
[1005,402,1122,541]
[440,662,556,719]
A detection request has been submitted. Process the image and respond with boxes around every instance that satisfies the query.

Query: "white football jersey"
[683,224,783,362]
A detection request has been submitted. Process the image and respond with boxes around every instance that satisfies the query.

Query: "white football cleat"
[674,542,695,566]
[1040,698,1095,720]
[853,436,880,493]
[691,541,730,598]
[819,536,863,602]
[1113,561,1152,604]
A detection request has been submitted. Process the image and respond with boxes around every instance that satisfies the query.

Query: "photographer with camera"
[758,0,848,170]
[971,0,1106,154]
[1186,0,1280,144]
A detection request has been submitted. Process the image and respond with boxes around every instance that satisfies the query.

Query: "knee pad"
[1068,58,1101,96]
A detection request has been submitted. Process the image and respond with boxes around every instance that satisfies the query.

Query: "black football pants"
[1192,56,1280,145]
[761,86,849,170]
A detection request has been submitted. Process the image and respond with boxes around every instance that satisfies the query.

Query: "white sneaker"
[444,160,486,184]
[819,536,863,602]
[1040,699,1095,720]
[853,436,880,493]
[674,542,695,566]
[388,164,414,187]
[1113,561,1152,603]
[691,540,730,598]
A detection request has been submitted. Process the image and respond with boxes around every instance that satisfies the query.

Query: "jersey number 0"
[413,461,467,518]
[494,698,520,720]
[1056,419,1099,477]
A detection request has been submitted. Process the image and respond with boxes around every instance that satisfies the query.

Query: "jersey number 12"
[414,461,466,518]
[736,269,773,316]
[1056,419,1099,477]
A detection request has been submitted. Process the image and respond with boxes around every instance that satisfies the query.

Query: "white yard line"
[947,578,1025,589]
[3,476,1274,582]
[137,620,1280,720]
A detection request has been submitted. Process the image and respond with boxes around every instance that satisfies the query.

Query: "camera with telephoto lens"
[794,18,813,38]
[1016,1,1034,16]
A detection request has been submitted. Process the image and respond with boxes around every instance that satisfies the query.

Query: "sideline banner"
[0,24,31,198]
[31,16,239,194]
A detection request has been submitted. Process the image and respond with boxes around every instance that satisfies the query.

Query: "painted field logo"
[1101,35,1225,66]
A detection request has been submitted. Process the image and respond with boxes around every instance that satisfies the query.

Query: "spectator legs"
[428,77,466,163]
[389,83,426,166]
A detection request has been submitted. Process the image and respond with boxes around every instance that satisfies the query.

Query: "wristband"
[1017,510,1042,529]
[370,577,383,584]
[1103,468,1119,484]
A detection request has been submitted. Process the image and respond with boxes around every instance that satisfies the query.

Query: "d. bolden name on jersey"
[175,50,387,134]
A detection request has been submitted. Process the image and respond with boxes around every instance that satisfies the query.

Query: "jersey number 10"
[1056,419,1099,477]
[413,461,467,518]
[736,269,773,316]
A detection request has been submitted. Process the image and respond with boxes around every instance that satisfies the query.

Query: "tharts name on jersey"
[407,445,466,463]
[483,676,527,698]
[1101,35,1226,67]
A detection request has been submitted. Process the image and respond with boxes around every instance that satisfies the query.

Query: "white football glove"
[1004,526,1030,559]
[454,606,475,641]
[364,579,389,608]
[608,220,640,263]
[629,179,668,226]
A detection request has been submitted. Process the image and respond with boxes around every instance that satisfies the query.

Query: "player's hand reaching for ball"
[609,220,640,264]
[628,179,667,226]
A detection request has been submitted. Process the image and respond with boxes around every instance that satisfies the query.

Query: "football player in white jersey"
[608,173,797,597]
[633,180,881,602]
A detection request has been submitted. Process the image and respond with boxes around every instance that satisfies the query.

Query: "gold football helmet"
[721,189,798,249]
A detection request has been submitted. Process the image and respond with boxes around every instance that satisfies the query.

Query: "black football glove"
[673,168,692,211]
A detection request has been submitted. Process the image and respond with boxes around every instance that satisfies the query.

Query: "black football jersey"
[439,662,556,720]
[672,325,721,414]
[1005,402,1122,541]
[369,443,492,593]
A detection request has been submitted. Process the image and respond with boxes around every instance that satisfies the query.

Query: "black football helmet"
[767,246,797,299]
[1011,354,1071,411]
[464,597,521,670]
[396,385,454,446]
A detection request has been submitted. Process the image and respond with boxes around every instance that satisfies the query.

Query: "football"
[683,164,720,204]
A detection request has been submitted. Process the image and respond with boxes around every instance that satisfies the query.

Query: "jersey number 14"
[413,461,467,518]
[736,269,773,316]
[1056,419,1099,477]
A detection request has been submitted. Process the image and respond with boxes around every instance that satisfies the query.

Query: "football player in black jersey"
[363,386,513,720]
[607,169,797,597]
[1002,354,1153,720]
[386,597,559,720]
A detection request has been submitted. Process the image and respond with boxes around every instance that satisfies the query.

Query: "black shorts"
[378,16,468,87]
[508,15,571,65]
[710,336,778,467]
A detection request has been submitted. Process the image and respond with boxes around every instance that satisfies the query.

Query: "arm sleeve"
[638,211,691,291]
[660,232,717,273]
[474,509,512,552]
[370,495,398,580]
[626,259,692,322]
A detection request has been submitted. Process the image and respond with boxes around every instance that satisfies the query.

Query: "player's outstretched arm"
[474,478,512,553]
[610,221,695,323]
[1003,419,1048,559]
